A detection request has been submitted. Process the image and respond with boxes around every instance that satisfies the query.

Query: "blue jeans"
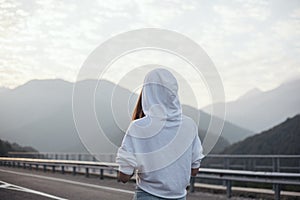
[133,187,186,200]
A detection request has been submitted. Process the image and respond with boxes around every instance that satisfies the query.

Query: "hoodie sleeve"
[116,131,137,175]
[191,126,204,169]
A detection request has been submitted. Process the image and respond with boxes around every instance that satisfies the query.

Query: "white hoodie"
[116,68,203,198]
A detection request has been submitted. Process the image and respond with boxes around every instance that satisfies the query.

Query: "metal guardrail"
[202,154,300,173]
[1,157,300,200]
[8,152,300,173]
[0,157,118,179]
[193,168,300,200]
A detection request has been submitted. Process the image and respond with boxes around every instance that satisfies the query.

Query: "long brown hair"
[132,90,145,120]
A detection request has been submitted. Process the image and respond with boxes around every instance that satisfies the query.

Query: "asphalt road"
[0,166,253,200]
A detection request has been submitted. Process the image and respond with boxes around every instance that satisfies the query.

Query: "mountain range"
[221,114,300,155]
[0,79,253,153]
[202,79,300,132]
[0,139,37,156]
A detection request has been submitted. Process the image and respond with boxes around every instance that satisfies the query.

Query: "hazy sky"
[0,0,300,104]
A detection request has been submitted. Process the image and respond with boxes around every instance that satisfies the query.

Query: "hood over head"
[142,68,182,120]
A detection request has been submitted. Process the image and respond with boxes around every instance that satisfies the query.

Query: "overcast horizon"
[1,75,299,95]
[1,0,300,104]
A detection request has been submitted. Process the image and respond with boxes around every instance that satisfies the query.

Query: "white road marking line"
[0,181,12,189]
[0,180,68,200]
[0,168,135,195]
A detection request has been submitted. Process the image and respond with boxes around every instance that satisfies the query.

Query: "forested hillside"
[221,114,300,155]
[0,139,37,156]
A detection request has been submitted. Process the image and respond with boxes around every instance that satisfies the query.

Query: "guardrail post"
[73,166,76,175]
[247,159,252,171]
[224,158,229,169]
[274,184,281,200]
[86,168,89,177]
[110,154,114,174]
[61,166,65,174]
[190,176,195,193]
[52,165,55,173]
[226,180,232,198]
[36,164,39,171]
[29,164,32,170]
[23,163,26,169]
[43,165,46,172]
[273,157,279,172]
[100,169,104,180]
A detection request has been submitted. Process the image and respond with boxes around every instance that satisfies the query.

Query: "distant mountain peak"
[23,78,71,86]
[202,78,300,133]
[238,87,263,100]
[279,77,300,89]
[282,76,300,85]
[13,79,74,93]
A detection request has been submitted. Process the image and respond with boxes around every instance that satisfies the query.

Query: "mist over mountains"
[202,79,300,133]
[0,79,253,153]
[0,79,84,152]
